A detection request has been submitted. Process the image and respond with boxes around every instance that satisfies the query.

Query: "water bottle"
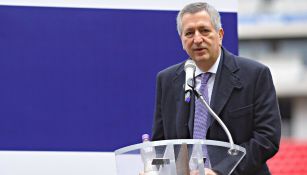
[140,134,158,175]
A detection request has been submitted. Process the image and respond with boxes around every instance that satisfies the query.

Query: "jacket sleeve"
[234,66,281,174]
[151,72,165,141]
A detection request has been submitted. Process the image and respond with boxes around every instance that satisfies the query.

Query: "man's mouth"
[193,47,206,52]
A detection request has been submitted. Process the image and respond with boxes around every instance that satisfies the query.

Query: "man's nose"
[193,31,203,44]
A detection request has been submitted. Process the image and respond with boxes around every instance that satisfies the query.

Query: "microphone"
[184,59,196,103]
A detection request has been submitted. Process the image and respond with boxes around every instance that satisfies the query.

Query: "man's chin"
[193,56,210,63]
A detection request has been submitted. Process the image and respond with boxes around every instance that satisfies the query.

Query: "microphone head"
[184,59,196,71]
[184,59,196,103]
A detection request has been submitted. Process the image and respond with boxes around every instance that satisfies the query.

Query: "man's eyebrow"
[183,27,194,32]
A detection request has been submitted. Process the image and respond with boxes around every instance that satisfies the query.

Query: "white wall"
[0,0,237,12]
[0,151,117,175]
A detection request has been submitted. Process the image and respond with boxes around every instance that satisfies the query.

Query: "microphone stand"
[188,82,238,155]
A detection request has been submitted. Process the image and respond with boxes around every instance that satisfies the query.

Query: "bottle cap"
[142,134,150,141]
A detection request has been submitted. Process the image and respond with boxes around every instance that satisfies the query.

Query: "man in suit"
[152,2,281,175]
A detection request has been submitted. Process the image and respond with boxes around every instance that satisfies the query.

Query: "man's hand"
[190,168,217,175]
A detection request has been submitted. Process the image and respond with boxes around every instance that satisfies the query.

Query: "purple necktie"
[193,72,212,167]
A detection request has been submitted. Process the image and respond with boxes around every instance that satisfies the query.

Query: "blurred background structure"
[238,0,307,173]
[238,0,307,139]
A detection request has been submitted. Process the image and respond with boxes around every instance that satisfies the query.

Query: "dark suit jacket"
[152,47,281,175]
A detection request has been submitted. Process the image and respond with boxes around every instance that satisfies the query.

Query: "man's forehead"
[181,11,210,23]
[181,18,212,30]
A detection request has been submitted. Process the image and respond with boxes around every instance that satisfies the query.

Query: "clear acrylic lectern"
[115,139,246,175]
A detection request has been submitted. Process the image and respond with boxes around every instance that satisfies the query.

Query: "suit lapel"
[211,48,242,117]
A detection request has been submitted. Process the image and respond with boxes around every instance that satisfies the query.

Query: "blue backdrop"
[0,6,237,151]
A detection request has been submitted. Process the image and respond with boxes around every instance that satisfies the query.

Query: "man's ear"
[181,36,186,50]
[218,28,224,45]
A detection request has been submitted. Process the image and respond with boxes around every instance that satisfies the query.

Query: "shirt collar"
[194,51,221,77]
